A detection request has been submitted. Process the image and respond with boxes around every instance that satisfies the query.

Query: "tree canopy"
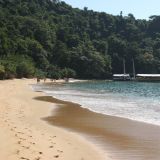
[0,0,160,79]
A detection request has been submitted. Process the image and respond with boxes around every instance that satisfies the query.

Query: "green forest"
[0,0,160,79]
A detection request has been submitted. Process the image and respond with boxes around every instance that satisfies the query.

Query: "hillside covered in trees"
[0,0,160,79]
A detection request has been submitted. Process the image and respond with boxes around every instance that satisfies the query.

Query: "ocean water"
[34,81,160,126]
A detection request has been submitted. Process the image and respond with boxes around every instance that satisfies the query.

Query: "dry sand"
[0,79,105,160]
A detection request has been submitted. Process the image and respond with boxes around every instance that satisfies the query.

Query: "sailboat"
[132,58,136,80]
[113,59,131,81]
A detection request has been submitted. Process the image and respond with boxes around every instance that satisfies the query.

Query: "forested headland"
[0,0,160,79]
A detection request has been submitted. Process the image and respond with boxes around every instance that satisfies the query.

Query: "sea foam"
[33,81,160,126]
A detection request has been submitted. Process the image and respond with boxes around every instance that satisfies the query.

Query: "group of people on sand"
[36,77,46,83]
[36,77,69,83]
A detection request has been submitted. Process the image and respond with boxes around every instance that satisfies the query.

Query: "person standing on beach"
[37,78,40,83]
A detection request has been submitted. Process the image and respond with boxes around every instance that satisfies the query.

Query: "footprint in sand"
[57,150,63,153]
[39,151,43,155]
[19,138,26,141]
[16,150,20,155]
[34,157,41,160]
[21,145,30,149]
[51,142,56,145]
[54,155,59,158]
[29,142,35,145]
[15,134,18,137]
[50,135,56,138]
[20,157,30,160]
[28,135,32,138]
[10,128,14,131]
[17,131,24,135]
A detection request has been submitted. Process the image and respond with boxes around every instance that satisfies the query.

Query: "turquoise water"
[35,81,160,126]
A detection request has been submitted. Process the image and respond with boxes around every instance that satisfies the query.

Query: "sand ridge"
[0,79,105,160]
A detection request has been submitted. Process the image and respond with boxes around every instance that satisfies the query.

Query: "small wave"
[33,82,160,126]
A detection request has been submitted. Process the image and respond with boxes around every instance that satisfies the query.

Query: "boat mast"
[132,58,136,79]
[123,58,126,75]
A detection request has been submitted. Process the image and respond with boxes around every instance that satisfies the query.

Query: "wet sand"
[35,96,160,160]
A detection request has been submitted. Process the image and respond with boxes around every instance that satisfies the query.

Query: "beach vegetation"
[16,62,35,78]
[47,65,61,80]
[61,68,76,78]
[0,55,35,79]
[35,69,46,79]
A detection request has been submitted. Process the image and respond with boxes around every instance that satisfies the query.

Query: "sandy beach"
[0,79,104,160]
[1,79,160,160]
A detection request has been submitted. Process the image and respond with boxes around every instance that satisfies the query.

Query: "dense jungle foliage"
[0,0,160,79]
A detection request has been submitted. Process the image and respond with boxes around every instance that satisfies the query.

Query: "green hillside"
[0,0,160,79]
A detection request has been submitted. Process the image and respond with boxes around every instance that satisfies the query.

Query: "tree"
[16,62,35,78]
[0,55,35,79]
[61,68,76,79]
[0,64,5,79]
[47,65,61,80]
[148,16,160,35]
[35,69,46,79]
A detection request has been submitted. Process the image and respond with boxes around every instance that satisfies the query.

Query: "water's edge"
[33,81,160,126]
[33,89,160,160]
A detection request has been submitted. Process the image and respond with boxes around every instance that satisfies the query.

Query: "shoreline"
[35,95,160,160]
[0,79,105,160]
[34,91,160,128]
[36,79,160,127]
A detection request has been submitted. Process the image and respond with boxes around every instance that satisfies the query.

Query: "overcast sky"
[62,0,160,19]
